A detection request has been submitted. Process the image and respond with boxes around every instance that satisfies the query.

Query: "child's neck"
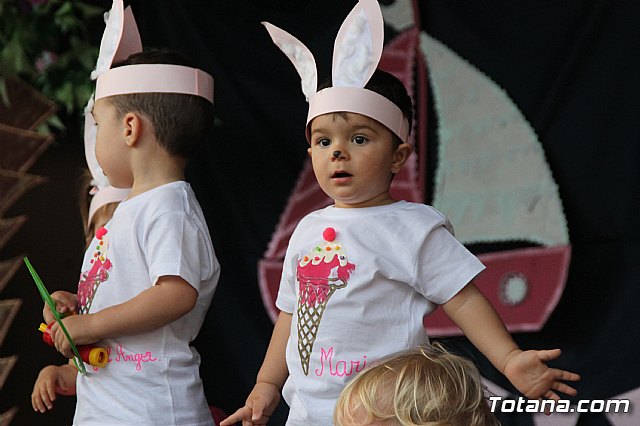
[333,192,397,209]
[129,148,187,198]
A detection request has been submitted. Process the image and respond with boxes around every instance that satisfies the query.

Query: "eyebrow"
[351,125,380,135]
[310,128,330,138]
[310,124,381,138]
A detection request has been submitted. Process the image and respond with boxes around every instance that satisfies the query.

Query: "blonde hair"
[334,343,500,426]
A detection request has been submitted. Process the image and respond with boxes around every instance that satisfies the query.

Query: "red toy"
[39,322,108,368]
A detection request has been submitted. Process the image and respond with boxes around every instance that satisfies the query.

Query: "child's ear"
[391,142,413,174]
[122,112,142,147]
[307,147,312,157]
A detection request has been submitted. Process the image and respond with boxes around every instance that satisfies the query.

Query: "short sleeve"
[144,211,214,291]
[275,247,297,314]
[412,225,485,304]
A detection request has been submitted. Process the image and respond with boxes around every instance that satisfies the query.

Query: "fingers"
[220,407,252,425]
[241,419,269,426]
[552,381,578,397]
[251,399,265,422]
[31,388,52,413]
[32,377,56,413]
[536,348,562,362]
[44,292,77,323]
[557,369,581,382]
[43,305,56,324]
[51,328,73,359]
[544,389,560,401]
[247,414,270,425]
[549,368,580,397]
[51,291,77,309]
[220,406,272,426]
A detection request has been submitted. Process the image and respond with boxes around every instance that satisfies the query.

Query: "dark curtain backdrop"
[3,1,639,425]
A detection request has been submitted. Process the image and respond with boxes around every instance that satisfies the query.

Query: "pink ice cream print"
[296,227,355,375]
[77,227,112,314]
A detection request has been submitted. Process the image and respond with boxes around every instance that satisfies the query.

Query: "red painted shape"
[424,245,572,336]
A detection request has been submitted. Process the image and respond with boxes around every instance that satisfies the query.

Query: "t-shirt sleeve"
[412,224,485,304]
[144,211,214,291]
[275,247,297,314]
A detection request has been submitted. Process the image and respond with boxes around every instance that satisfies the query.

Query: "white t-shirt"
[74,181,219,426]
[276,201,485,425]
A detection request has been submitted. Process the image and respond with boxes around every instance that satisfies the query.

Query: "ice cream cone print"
[296,227,355,375]
[78,227,112,314]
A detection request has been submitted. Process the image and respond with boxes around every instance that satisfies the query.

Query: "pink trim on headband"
[306,87,409,142]
[95,64,214,103]
[88,186,131,227]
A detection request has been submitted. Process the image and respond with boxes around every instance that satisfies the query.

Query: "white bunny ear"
[332,0,384,88]
[91,1,142,80]
[262,21,318,100]
[113,5,142,63]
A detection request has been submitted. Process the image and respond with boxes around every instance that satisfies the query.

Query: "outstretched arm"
[50,275,197,357]
[220,311,292,426]
[442,282,580,400]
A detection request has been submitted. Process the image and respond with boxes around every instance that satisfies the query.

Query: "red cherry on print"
[95,227,107,239]
[323,227,336,242]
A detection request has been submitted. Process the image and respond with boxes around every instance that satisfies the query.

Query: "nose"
[332,150,342,159]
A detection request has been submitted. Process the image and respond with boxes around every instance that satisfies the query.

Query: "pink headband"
[95,64,213,102]
[307,87,409,142]
[263,0,409,143]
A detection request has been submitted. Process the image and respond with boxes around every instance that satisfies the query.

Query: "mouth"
[331,170,353,179]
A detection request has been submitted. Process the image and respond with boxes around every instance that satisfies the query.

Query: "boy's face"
[92,98,133,188]
[308,112,412,208]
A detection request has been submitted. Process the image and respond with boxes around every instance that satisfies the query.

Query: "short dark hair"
[317,69,413,145]
[107,49,213,157]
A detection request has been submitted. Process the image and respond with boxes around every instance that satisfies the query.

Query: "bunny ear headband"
[84,0,214,227]
[263,0,409,143]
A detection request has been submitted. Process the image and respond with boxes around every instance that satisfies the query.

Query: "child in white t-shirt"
[39,3,218,423]
[223,1,579,425]
[42,36,219,426]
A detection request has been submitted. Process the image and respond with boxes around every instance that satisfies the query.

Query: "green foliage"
[0,0,105,133]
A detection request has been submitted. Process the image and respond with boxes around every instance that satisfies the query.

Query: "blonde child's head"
[334,343,500,426]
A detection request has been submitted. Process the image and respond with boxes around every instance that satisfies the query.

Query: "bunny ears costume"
[263,0,410,143]
[84,0,214,227]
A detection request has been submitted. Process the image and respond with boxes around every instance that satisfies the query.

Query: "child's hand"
[503,349,580,400]
[50,314,96,359]
[31,364,77,413]
[44,291,77,324]
[219,382,281,425]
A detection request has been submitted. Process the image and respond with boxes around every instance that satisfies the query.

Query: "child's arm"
[31,361,77,413]
[49,275,197,357]
[442,282,580,400]
[220,311,292,426]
